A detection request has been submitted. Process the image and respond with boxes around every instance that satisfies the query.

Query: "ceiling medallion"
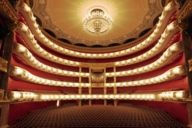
[83,7,112,34]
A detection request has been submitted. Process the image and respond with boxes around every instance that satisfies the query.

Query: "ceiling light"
[83,7,112,34]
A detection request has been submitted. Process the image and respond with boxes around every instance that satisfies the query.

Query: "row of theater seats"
[11,105,185,128]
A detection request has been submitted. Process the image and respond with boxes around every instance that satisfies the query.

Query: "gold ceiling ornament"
[83,7,112,34]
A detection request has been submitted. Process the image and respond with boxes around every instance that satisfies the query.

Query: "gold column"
[78,67,82,106]
[0,57,8,73]
[113,66,117,106]
[104,68,107,106]
[0,32,15,98]
[88,67,92,106]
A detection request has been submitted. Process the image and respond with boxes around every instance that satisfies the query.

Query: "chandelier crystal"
[83,7,112,34]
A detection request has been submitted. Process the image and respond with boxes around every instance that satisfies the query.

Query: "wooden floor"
[11,105,185,128]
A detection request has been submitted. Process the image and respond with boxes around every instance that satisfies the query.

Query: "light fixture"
[83,7,112,34]
[11,65,185,88]
[11,90,186,101]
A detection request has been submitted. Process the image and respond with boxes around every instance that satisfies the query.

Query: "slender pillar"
[176,1,192,127]
[183,32,192,97]
[78,67,82,106]
[0,32,14,99]
[104,68,107,106]
[88,68,92,105]
[0,2,18,127]
[113,66,117,106]
[176,0,192,97]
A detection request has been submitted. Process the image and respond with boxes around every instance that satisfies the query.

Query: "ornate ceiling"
[31,0,163,47]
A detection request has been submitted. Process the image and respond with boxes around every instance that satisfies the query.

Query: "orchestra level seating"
[11,105,185,128]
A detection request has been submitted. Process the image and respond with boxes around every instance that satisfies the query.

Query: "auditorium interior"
[0,0,192,127]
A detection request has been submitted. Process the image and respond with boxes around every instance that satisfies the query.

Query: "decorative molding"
[188,59,192,72]
[177,0,192,30]
[0,57,8,73]
[0,0,19,32]
[0,89,4,100]
[0,0,18,22]
[31,0,163,47]
[91,68,105,87]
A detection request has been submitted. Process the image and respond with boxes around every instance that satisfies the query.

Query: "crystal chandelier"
[83,7,112,34]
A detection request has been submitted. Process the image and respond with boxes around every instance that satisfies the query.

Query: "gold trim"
[177,0,192,29]
[0,57,8,73]
[32,0,161,48]
[0,89,4,100]
[188,59,192,72]
[0,0,18,21]
[0,0,19,32]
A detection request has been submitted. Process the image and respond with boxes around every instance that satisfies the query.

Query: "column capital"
[0,0,18,22]
[177,0,192,30]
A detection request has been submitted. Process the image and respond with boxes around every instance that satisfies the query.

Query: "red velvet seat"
[11,105,185,128]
